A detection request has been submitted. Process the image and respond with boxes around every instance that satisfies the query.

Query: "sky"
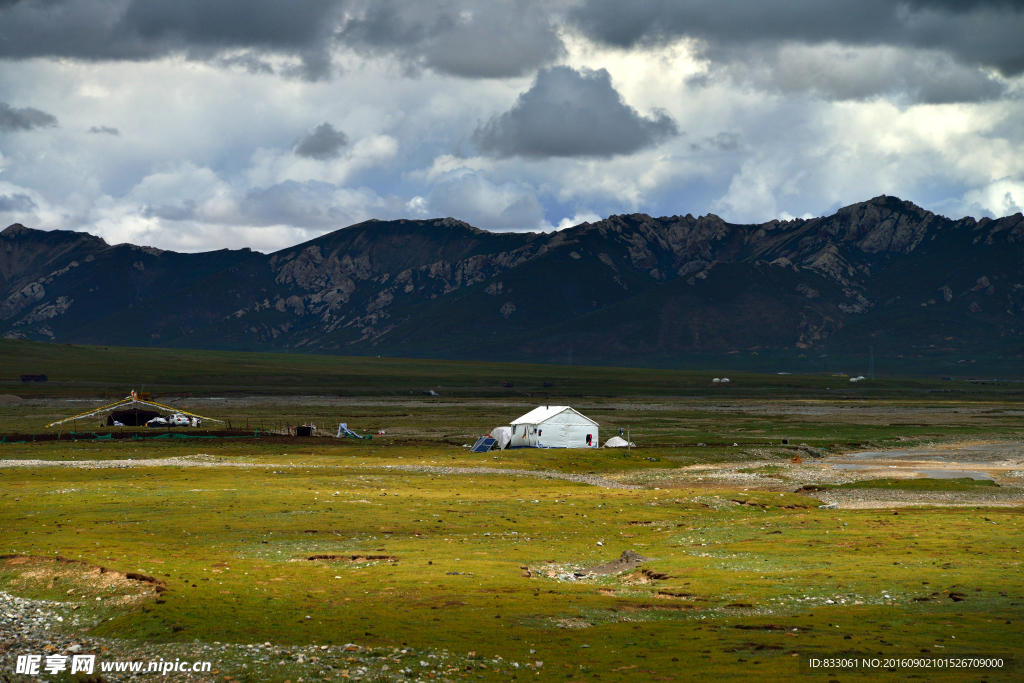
[0,0,1023,253]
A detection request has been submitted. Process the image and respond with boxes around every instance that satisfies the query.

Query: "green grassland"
[3,338,1024,401]
[2,443,1022,681]
[0,341,1022,681]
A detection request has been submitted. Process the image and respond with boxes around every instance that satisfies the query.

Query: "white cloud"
[555,210,602,231]
[412,154,494,183]
[961,178,1024,218]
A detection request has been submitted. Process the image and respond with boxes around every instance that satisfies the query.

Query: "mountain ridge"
[3,196,1024,368]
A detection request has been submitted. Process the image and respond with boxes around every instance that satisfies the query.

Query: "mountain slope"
[3,196,1024,368]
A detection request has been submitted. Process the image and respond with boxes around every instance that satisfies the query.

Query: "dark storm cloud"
[0,102,57,131]
[720,42,1006,103]
[88,125,120,135]
[0,0,564,79]
[569,0,1024,79]
[473,66,679,158]
[293,123,349,160]
[0,0,340,80]
[338,0,564,78]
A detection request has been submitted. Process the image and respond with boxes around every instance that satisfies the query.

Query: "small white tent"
[491,426,512,450]
[510,406,599,449]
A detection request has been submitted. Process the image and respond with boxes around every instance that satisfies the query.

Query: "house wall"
[511,408,599,449]
[511,422,538,447]
[535,418,598,448]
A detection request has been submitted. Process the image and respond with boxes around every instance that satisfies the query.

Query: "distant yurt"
[509,406,599,449]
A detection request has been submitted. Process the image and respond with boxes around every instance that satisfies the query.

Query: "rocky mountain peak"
[1,223,32,237]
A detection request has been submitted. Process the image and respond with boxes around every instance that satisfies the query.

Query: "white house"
[509,406,599,449]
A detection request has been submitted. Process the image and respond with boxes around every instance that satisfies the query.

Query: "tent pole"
[627,426,630,456]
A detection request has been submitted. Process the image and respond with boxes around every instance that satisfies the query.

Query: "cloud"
[961,177,1024,217]
[691,132,742,152]
[555,210,602,230]
[216,52,275,74]
[1,4,1022,256]
[0,192,37,213]
[241,179,407,228]
[472,66,679,158]
[0,102,57,131]
[569,0,1024,98]
[339,0,564,78]
[88,125,120,135]
[85,171,414,251]
[717,42,1006,103]
[293,122,349,160]
[0,0,341,79]
[427,169,547,230]
[142,200,196,221]
[0,1,564,80]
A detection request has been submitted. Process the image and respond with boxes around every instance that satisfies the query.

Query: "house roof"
[511,405,598,426]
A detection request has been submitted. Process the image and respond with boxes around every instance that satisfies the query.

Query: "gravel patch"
[815,488,1024,509]
[0,456,639,489]
[0,592,495,682]
[0,455,238,470]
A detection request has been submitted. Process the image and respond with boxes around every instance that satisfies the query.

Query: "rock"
[582,550,649,575]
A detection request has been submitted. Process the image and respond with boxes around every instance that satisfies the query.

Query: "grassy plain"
[0,340,1022,682]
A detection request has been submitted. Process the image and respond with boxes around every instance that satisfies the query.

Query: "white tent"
[510,406,599,449]
[603,436,635,448]
[491,426,512,450]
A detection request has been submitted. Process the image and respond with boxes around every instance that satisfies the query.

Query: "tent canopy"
[491,426,512,450]
[46,396,224,428]
[511,406,598,426]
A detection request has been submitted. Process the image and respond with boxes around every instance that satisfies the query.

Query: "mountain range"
[3,195,1024,370]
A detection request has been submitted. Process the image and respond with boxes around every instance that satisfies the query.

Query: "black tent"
[108,409,162,426]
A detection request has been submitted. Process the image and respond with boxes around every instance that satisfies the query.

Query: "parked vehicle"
[168,414,190,427]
